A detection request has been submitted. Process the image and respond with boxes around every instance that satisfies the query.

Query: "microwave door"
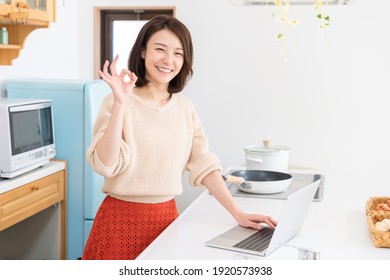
[9,103,54,155]
[10,109,41,155]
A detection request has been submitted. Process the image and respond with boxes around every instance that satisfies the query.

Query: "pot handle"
[246,158,263,163]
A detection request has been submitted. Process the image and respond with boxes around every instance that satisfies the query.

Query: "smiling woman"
[83,15,278,260]
[129,27,192,94]
[134,29,185,104]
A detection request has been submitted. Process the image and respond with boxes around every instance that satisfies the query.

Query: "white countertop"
[0,161,66,194]
[137,168,390,260]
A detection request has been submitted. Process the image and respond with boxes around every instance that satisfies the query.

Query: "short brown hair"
[128,15,194,94]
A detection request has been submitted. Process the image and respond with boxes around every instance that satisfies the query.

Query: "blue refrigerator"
[6,79,110,259]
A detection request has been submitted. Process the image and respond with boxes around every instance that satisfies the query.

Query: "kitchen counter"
[0,161,66,194]
[137,168,389,260]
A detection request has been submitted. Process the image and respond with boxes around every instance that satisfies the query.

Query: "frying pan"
[226,170,292,194]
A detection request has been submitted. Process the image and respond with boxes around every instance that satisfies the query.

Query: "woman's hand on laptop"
[202,170,278,231]
[234,211,278,231]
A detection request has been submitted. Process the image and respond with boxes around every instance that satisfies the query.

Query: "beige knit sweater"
[87,92,222,203]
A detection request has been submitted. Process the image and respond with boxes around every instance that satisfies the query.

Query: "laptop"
[205,180,320,257]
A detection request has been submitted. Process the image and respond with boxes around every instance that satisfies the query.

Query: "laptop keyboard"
[233,226,275,252]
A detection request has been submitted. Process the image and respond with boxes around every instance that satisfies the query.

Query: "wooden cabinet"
[0,161,66,259]
[0,0,56,65]
[0,170,65,231]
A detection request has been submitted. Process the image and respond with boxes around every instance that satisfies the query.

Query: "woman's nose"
[163,52,174,64]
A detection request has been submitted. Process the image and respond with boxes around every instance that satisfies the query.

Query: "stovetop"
[226,171,325,202]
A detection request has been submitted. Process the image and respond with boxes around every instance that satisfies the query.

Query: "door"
[94,8,175,78]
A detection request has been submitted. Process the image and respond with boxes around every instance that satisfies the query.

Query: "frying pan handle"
[222,175,245,184]
[246,158,263,163]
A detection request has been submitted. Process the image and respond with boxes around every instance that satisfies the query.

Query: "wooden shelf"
[0,44,21,49]
[0,0,55,65]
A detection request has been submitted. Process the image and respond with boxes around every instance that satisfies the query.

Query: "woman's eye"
[175,52,183,56]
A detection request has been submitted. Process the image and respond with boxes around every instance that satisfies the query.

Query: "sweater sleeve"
[86,94,131,178]
[186,107,222,187]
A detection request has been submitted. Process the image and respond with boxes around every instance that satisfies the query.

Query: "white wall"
[2,0,390,210]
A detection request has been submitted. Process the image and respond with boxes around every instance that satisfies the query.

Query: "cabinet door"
[2,0,55,23]
[24,0,55,22]
[0,1,54,22]
[0,1,14,16]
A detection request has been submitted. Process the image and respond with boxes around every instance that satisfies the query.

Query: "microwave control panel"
[12,147,55,168]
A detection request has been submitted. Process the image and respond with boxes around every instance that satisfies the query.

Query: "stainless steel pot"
[244,140,290,172]
[226,170,292,194]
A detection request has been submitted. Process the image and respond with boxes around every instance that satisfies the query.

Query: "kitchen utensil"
[229,170,292,194]
[228,172,324,201]
[244,140,290,172]
[222,174,252,189]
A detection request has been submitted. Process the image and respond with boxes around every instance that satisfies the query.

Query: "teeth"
[157,66,172,73]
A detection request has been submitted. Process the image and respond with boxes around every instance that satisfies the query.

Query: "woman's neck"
[133,85,171,106]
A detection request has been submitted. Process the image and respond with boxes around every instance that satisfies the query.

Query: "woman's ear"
[141,50,145,59]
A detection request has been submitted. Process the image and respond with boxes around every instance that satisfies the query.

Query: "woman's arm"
[95,55,137,166]
[201,170,278,230]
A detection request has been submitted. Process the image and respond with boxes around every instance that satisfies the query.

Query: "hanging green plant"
[315,0,331,29]
[272,0,299,62]
[228,0,332,61]
[273,0,299,38]
[271,0,331,61]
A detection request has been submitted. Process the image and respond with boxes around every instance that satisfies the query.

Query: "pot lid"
[244,140,290,154]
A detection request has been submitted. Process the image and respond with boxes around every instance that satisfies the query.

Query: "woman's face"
[143,29,184,88]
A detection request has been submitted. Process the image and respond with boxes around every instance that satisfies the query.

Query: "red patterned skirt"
[82,196,178,260]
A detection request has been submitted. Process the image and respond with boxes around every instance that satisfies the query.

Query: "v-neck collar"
[130,92,177,112]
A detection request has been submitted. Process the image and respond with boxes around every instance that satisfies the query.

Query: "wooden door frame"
[93,6,176,79]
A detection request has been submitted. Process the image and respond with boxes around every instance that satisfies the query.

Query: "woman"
[82,15,277,260]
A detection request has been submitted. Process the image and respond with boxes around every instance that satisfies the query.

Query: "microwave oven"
[0,97,56,178]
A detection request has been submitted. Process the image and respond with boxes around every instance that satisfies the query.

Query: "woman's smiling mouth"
[156,66,172,73]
